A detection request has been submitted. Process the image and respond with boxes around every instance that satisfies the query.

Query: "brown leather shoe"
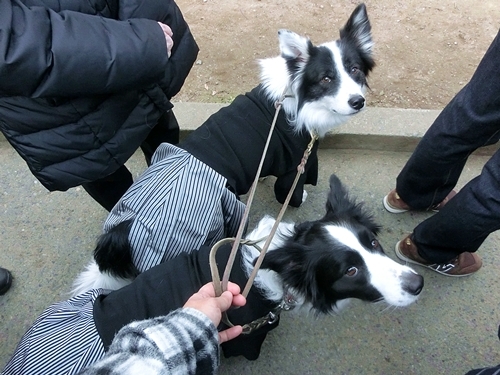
[383,189,457,214]
[395,235,482,277]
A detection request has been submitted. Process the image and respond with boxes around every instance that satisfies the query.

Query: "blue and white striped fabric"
[2,289,106,375]
[104,143,246,272]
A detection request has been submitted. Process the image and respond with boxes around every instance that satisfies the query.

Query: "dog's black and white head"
[243,174,423,314]
[259,3,375,137]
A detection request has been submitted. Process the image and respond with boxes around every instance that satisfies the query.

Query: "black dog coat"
[93,243,280,360]
[180,85,319,207]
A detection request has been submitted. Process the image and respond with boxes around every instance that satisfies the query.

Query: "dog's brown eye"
[371,239,379,248]
[351,66,359,74]
[346,267,358,277]
[321,77,332,84]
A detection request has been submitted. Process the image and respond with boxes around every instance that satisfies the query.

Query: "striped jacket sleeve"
[78,308,220,375]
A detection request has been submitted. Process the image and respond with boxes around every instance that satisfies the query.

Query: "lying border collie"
[4,175,423,374]
[72,3,376,295]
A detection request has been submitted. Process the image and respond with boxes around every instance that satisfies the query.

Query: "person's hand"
[157,22,174,58]
[184,282,246,343]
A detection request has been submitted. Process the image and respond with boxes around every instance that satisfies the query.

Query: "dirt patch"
[174,0,500,109]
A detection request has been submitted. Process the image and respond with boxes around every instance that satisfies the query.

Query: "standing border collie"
[72,3,376,294]
[4,175,423,375]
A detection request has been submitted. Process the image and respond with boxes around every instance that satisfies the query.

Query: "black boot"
[0,267,12,295]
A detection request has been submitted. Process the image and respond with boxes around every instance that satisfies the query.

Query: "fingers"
[224,282,246,308]
[157,22,173,37]
[205,282,246,312]
[197,282,217,298]
[218,325,243,344]
[197,281,242,299]
[217,290,235,312]
[184,282,247,344]
[225,281,241,296]
[192,282,246,313]
[157,22,174,58]
[232,293,246,308]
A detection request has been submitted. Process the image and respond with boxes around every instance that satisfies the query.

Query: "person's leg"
[411,148,500,263]
[141,110,179,166]
[82,165,133,211]
[396,30,500,210]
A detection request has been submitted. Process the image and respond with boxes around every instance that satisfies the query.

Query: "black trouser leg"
[141,110,179,166]
[82,165,133,211]
[396,30,500,209]
[414,148,500,262]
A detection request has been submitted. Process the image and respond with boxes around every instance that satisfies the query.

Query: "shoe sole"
[383,195,409,214]
[383,195,441,214]
[394,241,473,277]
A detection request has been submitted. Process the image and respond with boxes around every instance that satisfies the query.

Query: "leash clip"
[267,311,279,325]
[280,288,298,311]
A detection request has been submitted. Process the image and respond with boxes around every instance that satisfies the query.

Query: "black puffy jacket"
[0,0,198,191]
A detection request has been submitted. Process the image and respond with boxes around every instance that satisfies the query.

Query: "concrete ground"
[1,106,499,374]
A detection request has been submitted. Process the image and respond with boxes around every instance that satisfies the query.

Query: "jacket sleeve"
[78,308,220,375]
[0,0,169,98]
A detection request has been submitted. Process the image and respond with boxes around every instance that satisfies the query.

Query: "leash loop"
[210,237,264,299]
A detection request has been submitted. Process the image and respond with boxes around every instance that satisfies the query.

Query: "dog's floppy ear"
[339,3,374,58]
[323,174,381,235]
[259,244,334,314]
[278,29,311,64]
[294,220,316,234]
[324,174,352,217]
[259,245,305,275]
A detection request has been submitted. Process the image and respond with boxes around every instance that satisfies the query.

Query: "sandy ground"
[174,0,500,109]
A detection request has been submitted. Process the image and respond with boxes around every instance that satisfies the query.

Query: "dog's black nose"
[403,272,424,296]
[348,95,365,111]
